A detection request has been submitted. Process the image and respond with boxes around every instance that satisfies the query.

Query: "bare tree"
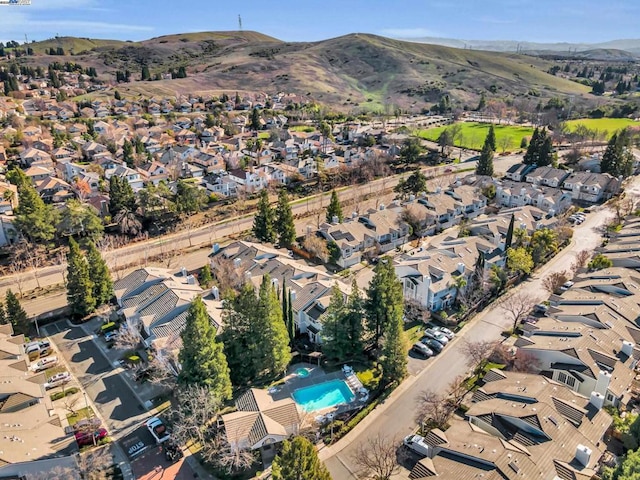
[351,433,404,480]
[63,395,80,416]
[211,257,245,292]
[574,249,591,272]
[148,346,181,388]
[497,290,536,333]
[9,258,26,297]
[461,339,499,374]
[448,374,470,406]
[207,429,256,474]
[415,389,456,431]
[512,349,542,373]
[24,247,45,289]
[76,446,112,480]
[302,233,329,262]
[542,270,569,294]
[112,318,142,350]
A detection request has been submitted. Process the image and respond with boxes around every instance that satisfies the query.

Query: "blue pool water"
[292,379,355,412]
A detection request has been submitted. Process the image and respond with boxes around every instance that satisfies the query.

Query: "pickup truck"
[403,434,431,457]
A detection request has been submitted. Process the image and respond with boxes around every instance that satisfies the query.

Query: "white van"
[403,434,431,457]
[32,356,58,372]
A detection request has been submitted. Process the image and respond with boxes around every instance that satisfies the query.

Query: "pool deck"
[268,364,369,419]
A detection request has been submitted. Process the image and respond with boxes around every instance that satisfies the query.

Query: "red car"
[75,428,108,447]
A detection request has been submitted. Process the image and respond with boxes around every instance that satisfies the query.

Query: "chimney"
[271,278,279,290]
[331,215,339,224]
[575,444,592,467]
[595,370,611,396]
[457,263,465,275]
[379,203,385,210]
[290,290,297,302]
[180,266,188,277]
[211,286,219,300]
[589,391,605,410]
[234,258,242,268]
[245,271,252,279]
[408,194,416,202]
[352,211,358,219]
[621,340,635,357]
[212,243,220,254]
[186,275,196,285]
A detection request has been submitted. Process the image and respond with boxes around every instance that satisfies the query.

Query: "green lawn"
[67,407,94,426]
[564,118,640,135]
[416,122,534,152]
[289,125,316,133]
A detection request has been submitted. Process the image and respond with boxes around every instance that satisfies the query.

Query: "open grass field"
[565,118,640,133]
[416,122,535,151]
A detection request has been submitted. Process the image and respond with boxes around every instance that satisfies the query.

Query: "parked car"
[403,434,430,457]
[44,371,71,390]
[38,341,52,356]
[421,337,444,353]
[424,329,449,345]
[31,356,58,372]
[100,322,119,335]
[104,331,118,343]
[533,304,549,315]
[560,281,575,291]
[411,342,434,358]
[433,326,455,340]
[146,417,171,444]
[75,428,108,447]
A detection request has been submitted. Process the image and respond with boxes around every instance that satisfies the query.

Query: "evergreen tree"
[253,189,275,243]
[114,90,122,101]
[178,297,232,400]
[108,176,136,217]
[256,275,291,376]
[141,65,150,81]
[275,190,296,248]
[505,214,515,250]
[0,301,6,325]
[475,141,494,176]
[326,190,343,223]
[287,289,294,344]
[345,278,365,355]
[10,168,58,244]
[251,108,261,131]
[523,127,540,165]
[66,237,95,317]
[85,240,112,306]
[365,258,404,349]
[486,125,496,152]
[380,302,408,385]
[199,264,213,288]
[523,127,553,166]
[272,437,332,480]
[122,139,134,167]
[601,129,634,177]
[5,291,29,335]
[321,284,348,360]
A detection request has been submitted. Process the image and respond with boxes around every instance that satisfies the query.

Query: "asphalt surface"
[321,182,627,479]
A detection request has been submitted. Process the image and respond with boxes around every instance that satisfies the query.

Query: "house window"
[606,393,614,402]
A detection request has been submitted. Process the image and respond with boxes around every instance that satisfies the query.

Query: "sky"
[1,0,639,45]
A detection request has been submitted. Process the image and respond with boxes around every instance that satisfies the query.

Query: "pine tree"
[287,289,295,343]
[10,168,58,244]
[275,190,296,248]
[253,189,275,243]
[345,278,365,355]
[256,275,291,376]
[326,190,343,223]
[486,125,496,152]
[321,284,348,360]
[272,436,332,480]
[108,176,136,217]
[66,237,95,318]
[601,129,634,177]
[5,291,29,335]
[505,214,515,250]
[141,65,150,81]
[178,297,232,400]
[251,108,261,131]
[0,301,6,325]
[365,258,405,349]
[475,141,494,176]
[199,264,213,288]
[122,139,134,168]
[380,305,408,386]
[523,127,540,165]
[85,240,113,306]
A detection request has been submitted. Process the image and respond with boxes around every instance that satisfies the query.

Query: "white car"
[424,329,449,345]
[560,281,575,291]
[31,356,58,372]
[44,371,70,390]
[404,434,430,457]
[146,417,171,444]
[433,326,455,340]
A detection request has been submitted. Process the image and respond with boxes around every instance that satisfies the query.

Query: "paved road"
[321,185,625,479]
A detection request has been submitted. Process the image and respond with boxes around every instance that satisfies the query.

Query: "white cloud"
[379,28,439,38]
[30,20,153,33]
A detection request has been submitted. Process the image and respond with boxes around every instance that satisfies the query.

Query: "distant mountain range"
[406,37,640,58]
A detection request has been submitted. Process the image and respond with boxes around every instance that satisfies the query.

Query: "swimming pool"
[292,379,355,412]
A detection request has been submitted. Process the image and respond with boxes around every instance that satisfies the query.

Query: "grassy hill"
[417,122,535,152]
[19,36,127,55]
[4,31,597,111]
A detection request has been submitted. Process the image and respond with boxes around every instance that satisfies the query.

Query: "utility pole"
[238,14,242,32]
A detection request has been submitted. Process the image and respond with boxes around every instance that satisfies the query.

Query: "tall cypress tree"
[85,240,113,306]
[380,303,408,386]
[345,278,365,355]
[275,189,296,248]
[253,189,275,243]
[475,141,494,176]
[505,214,515,250]
[0,301,6,325]
[486,125,496,152]
[287,290,294,344]
[321,284,348,360]
[326,190,343,223]
[365,258,405,349]
[66,237,95,318]
[523,127,540,165]
[257,275,291,376]
[178,297,232,400]
[5,291,29,335]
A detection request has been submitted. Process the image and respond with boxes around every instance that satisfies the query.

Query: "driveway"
[322,192,621,479]
[44,321,150,434]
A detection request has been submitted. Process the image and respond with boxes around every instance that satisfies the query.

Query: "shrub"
[50,387,79,401]
[356,368,381,391]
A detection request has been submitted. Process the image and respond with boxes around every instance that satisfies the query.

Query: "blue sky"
[1,0,639,44]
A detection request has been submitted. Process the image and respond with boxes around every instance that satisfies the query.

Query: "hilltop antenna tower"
[24,34,28,45]
[238,15,242,32]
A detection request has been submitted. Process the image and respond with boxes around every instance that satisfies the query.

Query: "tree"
[253,189,275,243]
[602,447,640,480]
[399,137,424,163]
[601,129,635,177]
[326,189,343,223]
[5,290,29,335]
[85,239,112,306]
[395,169,427,199]
[415,389,456,430]
[272,436,332,480]
[66,237,96,318]
[530,228,558,265]
[175,180,207,216]
[506,246,534,275]
[321,284,348,360]
[351,434,404,480]
[589,253,613,271]
[250,108,261,131]
[256,275,291,376]
[58,199,104,240]
[380,301,408,385]
[524,127,553,166]
[141,65,150,81]
[199,264,213,288]
[461,339,499,374]
[108,176,136,217]
[122,139,134,167]
[475,141,494,176]
[366,258,404,349]
[10,168,58,245]
[543,270,569,294]
[302,233,329,262]
[178,297,232,400]
[113,318,142,351]
[275,189,296,248]
[485,124,497,152]
[0,301,6,325]
[505,214,515,250]
[114,207,143,236]
[497,290,536,333]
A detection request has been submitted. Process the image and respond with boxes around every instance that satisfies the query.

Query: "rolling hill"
[5,31,596,111]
